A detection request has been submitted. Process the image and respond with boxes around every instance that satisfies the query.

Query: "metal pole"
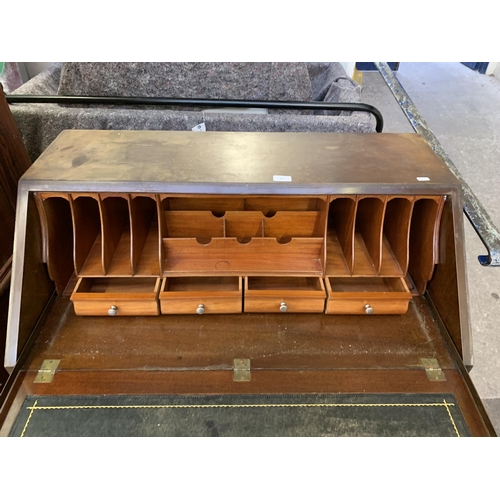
[6,95,384,133]
[375,62,500,267]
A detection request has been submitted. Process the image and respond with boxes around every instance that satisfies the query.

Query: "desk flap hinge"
[234,358,251,382]
[421,358,446,381]
[34,359,60,383]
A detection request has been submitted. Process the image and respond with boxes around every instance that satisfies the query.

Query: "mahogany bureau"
[1,130,495,436]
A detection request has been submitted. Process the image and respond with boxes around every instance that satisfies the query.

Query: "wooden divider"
[325,195,443,280]
[130,195,161,276]
[70,194,103,276]
[165,211,225,239]
[160,197,327,274]
[36,192,445,298]
[166,196,244,213]
[225,212,264,240]
[244,196,323,213]
[381,197,414,276]
[163,237,324,274]
[408,197,445,295]
[353,196,387,275]
[99,195,132,276]
[264,211,323,240]
[326,197,356,276]
[37,194,74,294]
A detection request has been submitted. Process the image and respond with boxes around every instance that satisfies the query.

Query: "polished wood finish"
[383,196,414,274]
[23,296,454,371]
[327,196,357,275]
[163,237,324,275]
[427,198,464,357]
[3,130,491,435]
[409,196,445,294]
[70,194,103,276]
[325,277,411,315]
[0,83,32,384]
[354,196,387,274]
[0,289,10,389]
[71,277,160,316]
[35,192,445,315]
[160,276,242,314]
[130,195,160,275]
[22,131,464,188]
[244,277,326,313]
[0,83,31,278]
[35,195,74,294]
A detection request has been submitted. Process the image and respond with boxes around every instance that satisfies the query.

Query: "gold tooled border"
[19,398,460,437]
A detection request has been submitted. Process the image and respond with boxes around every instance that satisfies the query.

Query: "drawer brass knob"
[280,302,288,313]
[365,304,374,315]
[196,304,205,315]
[108,305,118,316]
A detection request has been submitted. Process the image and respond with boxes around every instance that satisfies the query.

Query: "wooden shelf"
[162,237,324,275]
[35,192,445,315]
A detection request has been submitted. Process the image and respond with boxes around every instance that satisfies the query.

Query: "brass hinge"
[421,358,446,381]
[34,359,60,383]
[233,358,251,382]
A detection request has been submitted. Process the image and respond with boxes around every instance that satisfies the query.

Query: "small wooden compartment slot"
[380,197,414,276]
[36,193,75,294]
[161,196,326,275]
[100,195,132,276]
[71,194,104,277]
[325,277,411,315]
[409,197,444,295]
[326,196,356,276]
[244,276,326,313]
[353,196,386,276]
[164,211,225,240]
[71,277,161,316]
[159,276,242,314]
[130,195,161,276]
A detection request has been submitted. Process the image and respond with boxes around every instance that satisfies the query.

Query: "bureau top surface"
[22,130,460,193]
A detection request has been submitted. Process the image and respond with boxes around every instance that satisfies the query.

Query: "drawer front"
[325,277,412,315]
[70,277,161,316]
[325,297,410,315]
[72,298,160,316]
[160,296,242,315]
[244,296,326,314]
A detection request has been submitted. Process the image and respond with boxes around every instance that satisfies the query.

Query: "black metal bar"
[6,95,384,133]
[375,62,500,267]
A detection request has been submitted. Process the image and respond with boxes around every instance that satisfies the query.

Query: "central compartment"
[161,196,326,275]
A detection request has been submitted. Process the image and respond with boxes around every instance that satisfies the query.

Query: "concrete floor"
[360,62,500,434]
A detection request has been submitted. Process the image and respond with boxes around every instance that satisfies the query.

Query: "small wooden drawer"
[71,277,161,316]
[159,277,242,314]
[325,277,411,315]
[244,277,326,313]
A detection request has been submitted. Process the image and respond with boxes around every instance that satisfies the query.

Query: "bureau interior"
[36,192,445,314]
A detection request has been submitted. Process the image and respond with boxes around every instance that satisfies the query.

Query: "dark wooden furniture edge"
[425,291,497,436]
[0,367,492,437]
